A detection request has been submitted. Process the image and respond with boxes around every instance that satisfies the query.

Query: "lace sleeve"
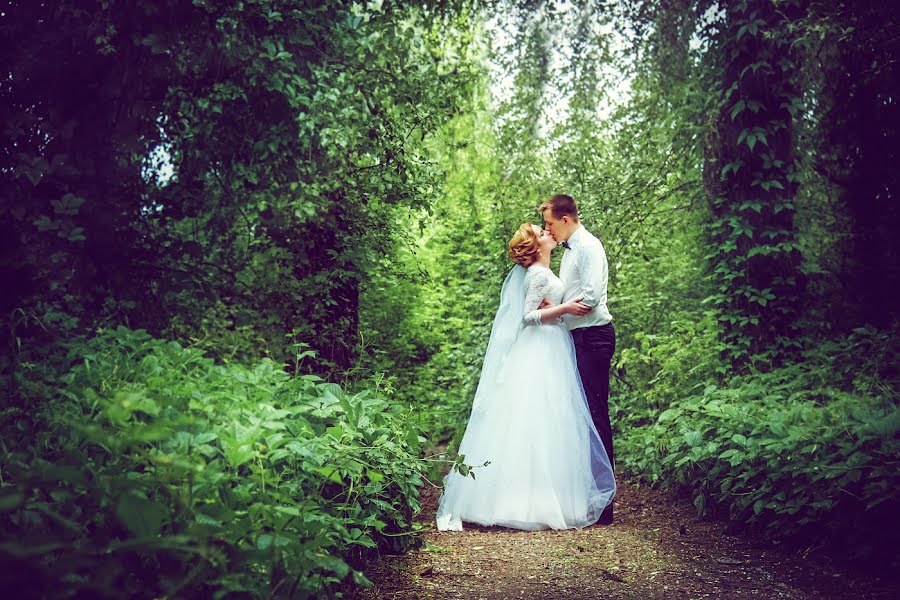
[523,268,551,327]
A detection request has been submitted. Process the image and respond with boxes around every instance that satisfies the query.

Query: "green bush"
[1,327,427,599]
[617,328,899,564]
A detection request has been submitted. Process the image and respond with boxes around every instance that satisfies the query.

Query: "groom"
[540,194,617,524]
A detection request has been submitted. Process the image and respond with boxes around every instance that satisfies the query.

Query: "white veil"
[471,265,526,413]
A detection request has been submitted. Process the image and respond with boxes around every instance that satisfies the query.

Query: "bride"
[436,223,616,531]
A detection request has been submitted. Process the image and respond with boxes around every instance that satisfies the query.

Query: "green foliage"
[2,0,899,587]
[793,0,900,328]
[702,0,806,365]
[1,327,428,598]
[1,0,478,375]
[597,0,900,571]
[359,89,517,446]
[617,326,899,563]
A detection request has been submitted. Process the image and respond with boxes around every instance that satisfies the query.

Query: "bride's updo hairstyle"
[508,223,540,267]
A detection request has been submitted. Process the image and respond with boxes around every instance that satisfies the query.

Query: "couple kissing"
[437,194,617,532]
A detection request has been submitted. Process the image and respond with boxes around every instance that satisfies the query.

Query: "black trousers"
[572,323,616,469]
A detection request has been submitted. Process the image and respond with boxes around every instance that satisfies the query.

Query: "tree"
[702,0,806,364]
[804,0,900,327]
[1,0,476,381]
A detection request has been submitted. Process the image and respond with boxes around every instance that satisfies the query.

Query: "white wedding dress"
[435,264,616,531]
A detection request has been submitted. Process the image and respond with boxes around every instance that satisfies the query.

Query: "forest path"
[347,479,895,600]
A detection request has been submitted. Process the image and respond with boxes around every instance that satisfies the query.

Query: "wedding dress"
[435,264,616,531]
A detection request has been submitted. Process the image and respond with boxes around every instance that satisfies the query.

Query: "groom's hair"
[539,194,579,221]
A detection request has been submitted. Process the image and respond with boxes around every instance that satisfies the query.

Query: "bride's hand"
[538,298,552,309]
[564,297,592,316]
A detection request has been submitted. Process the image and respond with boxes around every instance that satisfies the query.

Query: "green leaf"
[256,533,292,551]
[274,505,302,517]
[0,489,24,512]
[693,494,706,515]
[316,466,344,484]
[222,442,254,468]
[116,494,167,538]
[316,554,351,578]
[353,570,374,587]
[193,432,218,445]
[33,215,59,232]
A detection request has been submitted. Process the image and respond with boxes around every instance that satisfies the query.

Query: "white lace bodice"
[523,265,565,327]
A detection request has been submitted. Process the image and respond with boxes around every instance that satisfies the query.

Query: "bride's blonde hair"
[508,223,540,267]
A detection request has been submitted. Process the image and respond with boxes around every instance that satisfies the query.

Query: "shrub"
[1,327,427,599]
[616,330,899,565]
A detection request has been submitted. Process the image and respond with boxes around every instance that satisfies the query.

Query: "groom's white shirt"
[560,224,613,330]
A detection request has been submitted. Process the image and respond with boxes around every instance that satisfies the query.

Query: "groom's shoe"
[598,502,614,525]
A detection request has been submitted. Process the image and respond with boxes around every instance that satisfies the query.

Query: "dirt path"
[345,479,896,599]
